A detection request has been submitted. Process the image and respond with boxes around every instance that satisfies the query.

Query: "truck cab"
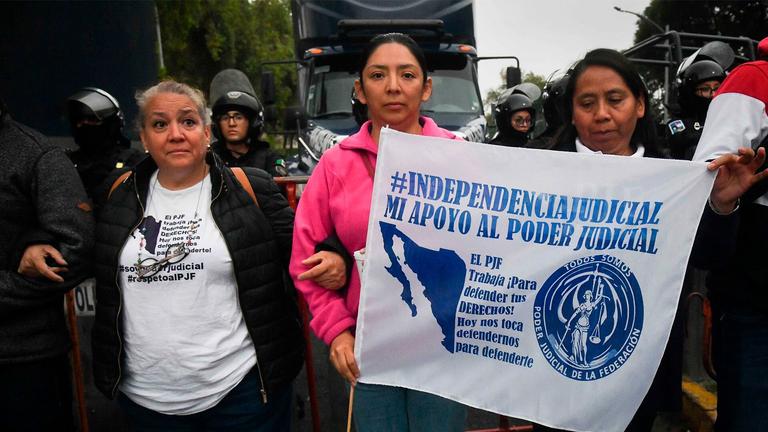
[268,0,492,174]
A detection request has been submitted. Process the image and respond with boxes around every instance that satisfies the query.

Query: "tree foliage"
[156,0,296,116]
[634,0,767,45]
[484,70,546,112]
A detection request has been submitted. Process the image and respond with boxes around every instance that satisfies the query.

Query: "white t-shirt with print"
[118,171,256,415]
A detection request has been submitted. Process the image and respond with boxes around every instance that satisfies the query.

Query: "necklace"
[135,167,208,279]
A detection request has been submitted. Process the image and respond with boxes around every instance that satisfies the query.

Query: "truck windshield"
[423,66,482,114]
[306,66,356,118]
[305,53,482,118]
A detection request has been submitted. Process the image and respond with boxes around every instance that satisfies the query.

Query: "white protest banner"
[355,128,715,432]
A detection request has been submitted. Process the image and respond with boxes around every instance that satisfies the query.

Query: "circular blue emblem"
[533,255,643,381]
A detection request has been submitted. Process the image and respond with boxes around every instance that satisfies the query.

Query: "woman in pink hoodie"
[290,33,466,431]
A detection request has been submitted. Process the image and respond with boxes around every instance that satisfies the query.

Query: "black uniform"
[529,73,570,149]
[68,143,144,205]
[666,44,732,161]
[665,94,711,161]
[66,87,144,204]
[209,69,288,177]
[490,89,535,148]
[489,129,528,147]
[211,138,287,177]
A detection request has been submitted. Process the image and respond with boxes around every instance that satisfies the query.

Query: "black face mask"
[72,124,113,152]
[495,124,529,147]
[506,127,529,139]
[678,87,714,123]
[689,95,712,123]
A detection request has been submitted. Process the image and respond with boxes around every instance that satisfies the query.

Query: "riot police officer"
[209,69,288,176]
[666,42,734,160]
[489,83,540,147]
[66,87,144,204]
[489,89,534,147]
[530,72,569,149]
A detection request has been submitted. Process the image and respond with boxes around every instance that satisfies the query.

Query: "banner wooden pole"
[346,385,355,432]
[66,291,89,432]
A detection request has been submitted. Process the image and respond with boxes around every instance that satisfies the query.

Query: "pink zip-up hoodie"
[290,117,461,345]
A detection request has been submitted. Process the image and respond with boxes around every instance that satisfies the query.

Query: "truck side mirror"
[506,66,521,88]
[261,71,276,106]
[283,105,307,131]
[264,105,278,126]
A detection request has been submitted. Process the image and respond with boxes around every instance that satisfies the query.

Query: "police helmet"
[676,41,734,91]
[66,87,123,126]
[680,60,725,89]
[498,92,534,116]
[494,90,535,136]
[209,69,264,142]
[542,73,569,129]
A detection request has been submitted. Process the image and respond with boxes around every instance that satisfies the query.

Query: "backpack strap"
[232,167,260,208]
[108,171,132,199]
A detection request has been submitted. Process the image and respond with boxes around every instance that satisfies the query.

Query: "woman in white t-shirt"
[91,80,304,431]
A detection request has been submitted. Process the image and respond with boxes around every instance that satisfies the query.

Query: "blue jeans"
[713,310,768,431]
[118,371,292,432]
[352,382,466,432]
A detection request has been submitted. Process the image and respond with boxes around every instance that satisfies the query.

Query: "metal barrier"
[687,292,716,380]
[66,291,90,432]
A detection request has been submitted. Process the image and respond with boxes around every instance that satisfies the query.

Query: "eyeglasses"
[135,243,189,279]
[217,112,247,123]
[512,117,532,126]
[75,117,103,127]
[695,85,719,97]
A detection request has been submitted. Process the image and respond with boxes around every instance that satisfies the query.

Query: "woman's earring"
[144,148,149,154]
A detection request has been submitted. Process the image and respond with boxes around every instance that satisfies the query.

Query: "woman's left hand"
[18,244,68,282]
[330,331,359,384]
[298,251,347,290]
[708,147,768,213]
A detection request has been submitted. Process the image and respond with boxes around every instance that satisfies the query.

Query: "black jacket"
[489,130,528,148]
[0,113,94,363]
[665,117,703,161]
[91,153,303,400]
[693,201,768,313]
[212,140,287,177]
[69,145,145,206]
